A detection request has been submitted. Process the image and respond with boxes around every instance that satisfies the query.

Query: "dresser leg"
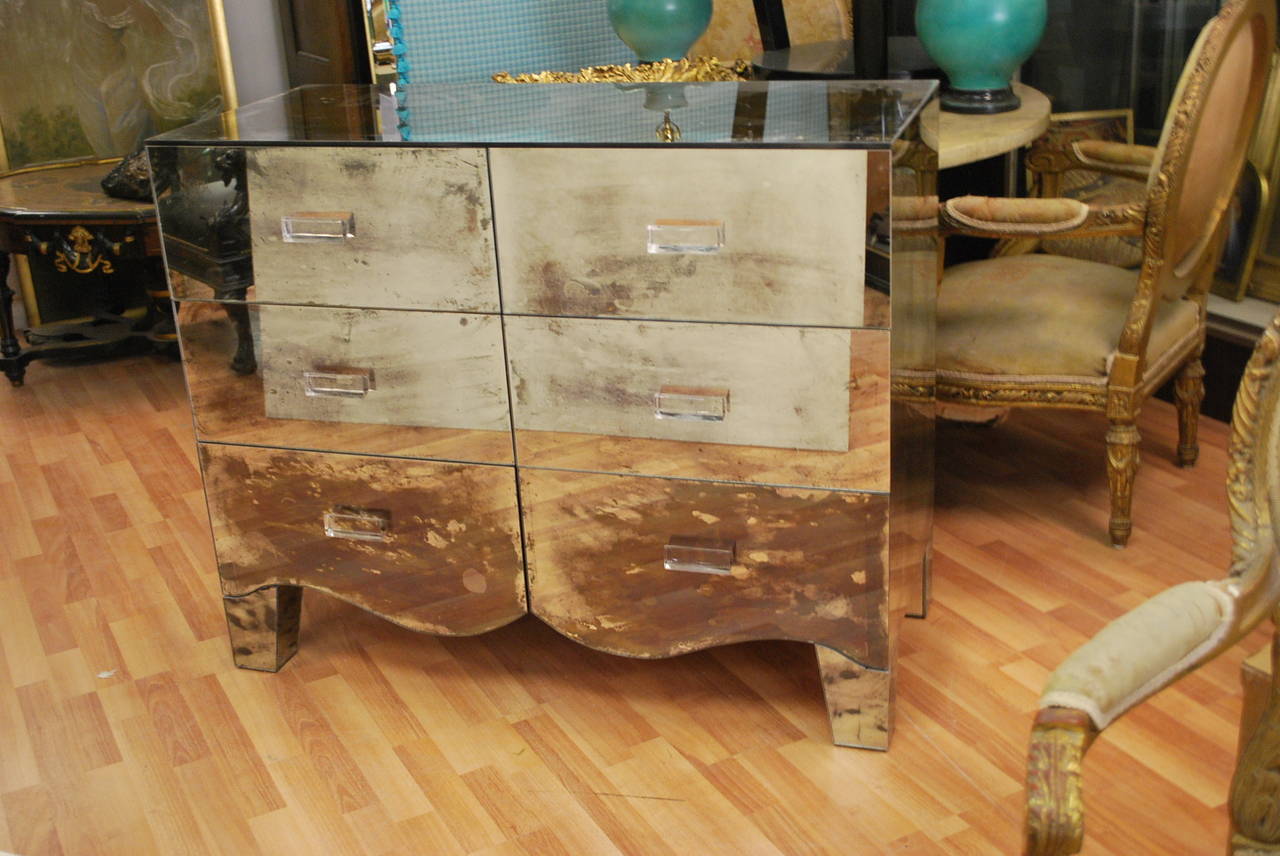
[815,645,891,750]
[223,586,302,672]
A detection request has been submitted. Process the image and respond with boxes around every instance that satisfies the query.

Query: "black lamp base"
[940,86,1022,114]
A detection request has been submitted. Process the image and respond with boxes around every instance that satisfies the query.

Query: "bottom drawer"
[521,469,889,666]
[201,444,526,634]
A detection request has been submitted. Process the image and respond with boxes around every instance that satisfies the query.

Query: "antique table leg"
[223,585,303,672]
[816,645,891,750]
[0,251,29,387]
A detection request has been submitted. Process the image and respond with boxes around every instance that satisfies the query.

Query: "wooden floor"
[0,352,1265,855]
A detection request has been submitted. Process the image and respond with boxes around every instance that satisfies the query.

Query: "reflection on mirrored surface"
[887,103,938,618]
[151,146,252,300]
[149,81,936,147]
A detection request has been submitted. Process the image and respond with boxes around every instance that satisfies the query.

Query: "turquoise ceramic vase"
[607,0,714,63]
[915,0,1047,113]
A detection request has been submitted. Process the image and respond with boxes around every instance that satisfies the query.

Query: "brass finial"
[657,110,682,142]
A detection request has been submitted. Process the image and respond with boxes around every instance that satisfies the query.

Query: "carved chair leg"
[1174,357,1205,467]
[223,585,302,672]
[1231,629,1280,854]
[815,645,890,750]
[1105,421,1141,548]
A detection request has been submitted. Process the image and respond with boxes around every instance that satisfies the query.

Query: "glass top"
[148,81,936,148]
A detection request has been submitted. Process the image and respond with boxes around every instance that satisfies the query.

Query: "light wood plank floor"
[0,353,1265,855]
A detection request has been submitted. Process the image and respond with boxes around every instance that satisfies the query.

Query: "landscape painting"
[0,0,228,171]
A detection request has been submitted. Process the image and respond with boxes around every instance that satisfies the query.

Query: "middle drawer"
[506,317,889,492]
[178,300,514,464]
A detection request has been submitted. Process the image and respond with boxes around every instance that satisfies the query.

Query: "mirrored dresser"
[147,80,938,750]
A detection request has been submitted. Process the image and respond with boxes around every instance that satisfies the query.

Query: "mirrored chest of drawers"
[148,81,938,750]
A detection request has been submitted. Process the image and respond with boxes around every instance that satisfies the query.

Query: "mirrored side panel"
[887,106,938,620]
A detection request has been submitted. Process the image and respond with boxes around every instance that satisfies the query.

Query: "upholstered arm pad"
[942,195,1145,240]
[891,195,938,233]
[1039,581,1234,729]
[1072,140,1159,181]
[942,196,1090,237]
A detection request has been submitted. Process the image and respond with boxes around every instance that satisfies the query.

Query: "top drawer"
[247,147,499,311]
[489,148,868,326]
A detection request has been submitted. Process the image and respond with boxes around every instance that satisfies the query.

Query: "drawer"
[521,470,889,666]
[247,147,498,311]
[177,301,513,464]
[201,444,525,634]
[489,147,867,325]
[506,317,890,491]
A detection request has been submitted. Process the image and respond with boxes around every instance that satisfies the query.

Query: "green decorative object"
[915,0,1047,114]
[606,0,714,63]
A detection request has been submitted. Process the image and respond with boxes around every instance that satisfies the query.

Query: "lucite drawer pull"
[323,505,391,542]
[281,211,356,243]
[646,219,725,254]
[664,536,735,575]
[654,385,729,422]
[302,368,374,398]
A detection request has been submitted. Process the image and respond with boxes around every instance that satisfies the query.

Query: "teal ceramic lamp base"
[607,0,713,63]
[941,86,1021,114]
[916,0,1046,115]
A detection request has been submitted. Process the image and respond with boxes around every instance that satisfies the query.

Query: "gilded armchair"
[1024,304,1280,855]
[936,0,1276,546]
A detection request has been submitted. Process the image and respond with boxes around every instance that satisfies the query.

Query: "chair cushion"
[938,254,1201,381]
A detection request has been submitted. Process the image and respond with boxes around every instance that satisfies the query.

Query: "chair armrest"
[943,196,1087,236]
[1071,140,1158,181]
[1026,135,1158,182]
[941,195,1145,240]
[891,195,938,233]
[1039,580,1234,728]
[1024,581,1236,855]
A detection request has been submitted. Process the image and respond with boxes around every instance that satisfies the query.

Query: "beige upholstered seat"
[1023,305,1280,856]
[937,0,1276,546]
[939,255,1200,380]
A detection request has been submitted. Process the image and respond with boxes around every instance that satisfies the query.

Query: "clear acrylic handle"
[282,211,356,242]
[654,385,729,422]
[323,505,391,542]
[302,369,374,398]
[646,219,724,254]
[664,536,735,575]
